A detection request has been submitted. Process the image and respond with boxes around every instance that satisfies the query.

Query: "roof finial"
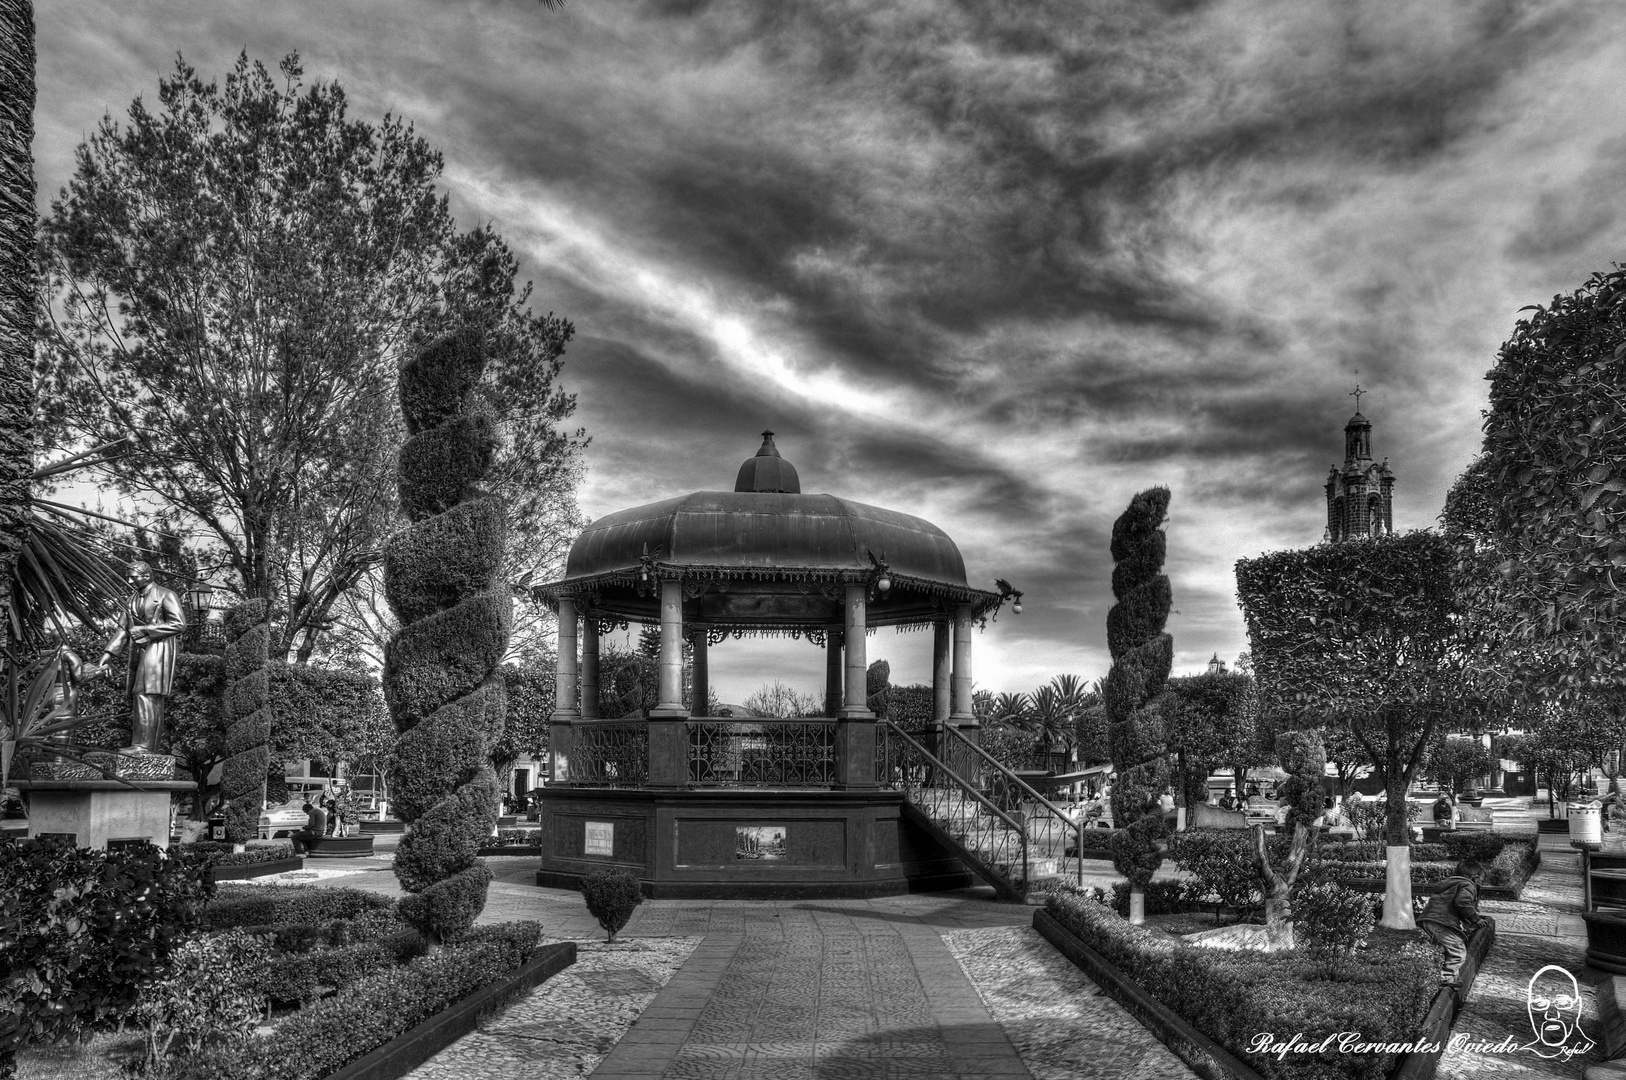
[1350,383,1366,411]
[756,431,780,458]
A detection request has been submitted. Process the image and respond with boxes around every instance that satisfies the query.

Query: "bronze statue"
[92,559,187,755]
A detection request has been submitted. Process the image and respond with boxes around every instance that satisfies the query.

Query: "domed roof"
[735,431,800,493]
[542,434,999,626]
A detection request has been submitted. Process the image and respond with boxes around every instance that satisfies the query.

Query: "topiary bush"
[581,867,644,942]
[1104,487,1174,914]
[218,599,272,844]
[384,327,511,940]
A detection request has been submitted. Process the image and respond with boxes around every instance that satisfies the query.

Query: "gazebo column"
[931,618,951,756]
[836,584,876,789]
[548,597,579,782]
[950,603,978,747]
[580,617,600,720]
[690,627,710,717]
[648,579,689,787]
[824,627,843,717]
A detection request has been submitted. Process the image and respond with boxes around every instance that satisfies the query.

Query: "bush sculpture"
[582,868,644,942]
[1249,728,1326,949]
[217,600,272,844]
[384,326,511,940]
[1105,487,1174,924]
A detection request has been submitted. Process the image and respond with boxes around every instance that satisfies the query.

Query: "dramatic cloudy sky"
[30,0,1626,702]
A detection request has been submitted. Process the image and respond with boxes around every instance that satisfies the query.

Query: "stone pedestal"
[13,776,196,850]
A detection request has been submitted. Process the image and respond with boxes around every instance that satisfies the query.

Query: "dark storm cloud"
[30,0,1626,692]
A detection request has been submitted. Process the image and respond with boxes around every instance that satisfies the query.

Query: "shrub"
[1045,889,1436,1080]
[262,927,427,1004]
[219,600,272,845]
[1172,830,1263,918]
[397,863,494,941]
[1108,879,1191,917]
[133,929,269,1072]
[582,868,643,942]
[1348,798,1421,842]
[0,837,214,1073]
[1440,831,1506,862]
[173,922,541,1080]
[199,884,395,931]
[495,828,542,846]
[1295,882,1377,979]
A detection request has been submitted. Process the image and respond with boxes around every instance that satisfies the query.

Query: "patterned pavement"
[312,805,1620,1080]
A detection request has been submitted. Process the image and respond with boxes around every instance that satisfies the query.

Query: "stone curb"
[210,855,304,881]
[321,941,576,1080]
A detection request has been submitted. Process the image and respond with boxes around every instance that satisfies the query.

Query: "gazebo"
[531,432,1013,897]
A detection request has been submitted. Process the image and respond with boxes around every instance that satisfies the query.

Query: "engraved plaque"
[584,820,614,856]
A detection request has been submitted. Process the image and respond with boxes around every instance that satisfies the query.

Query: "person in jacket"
[290,801,327,855]
[1418,859,1490,986]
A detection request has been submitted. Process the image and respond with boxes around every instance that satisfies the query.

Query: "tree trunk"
[1382,768,1415,928]
[0,0,36,647]
[1128,885,1145,925]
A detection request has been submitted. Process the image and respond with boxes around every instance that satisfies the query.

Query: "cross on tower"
[1350,384,1366,410]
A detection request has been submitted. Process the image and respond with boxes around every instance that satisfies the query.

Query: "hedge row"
[1044,889,1436,1080]
[262,927,427,1004]
[175,922,543,1080]
[199,884,397,931]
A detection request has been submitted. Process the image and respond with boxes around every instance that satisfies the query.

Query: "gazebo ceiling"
[536,432,1003,627]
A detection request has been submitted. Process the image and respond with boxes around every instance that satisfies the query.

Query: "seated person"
[290,801,327,855]
[1417,859,1490,986]
[1432,794,1455,829]
[1219,790,1237,811]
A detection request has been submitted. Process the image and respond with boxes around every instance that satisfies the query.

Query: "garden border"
[210,855,304,881]
[476,844,541,856]
[320,941,576,1080]
[1033,908,1495,1080]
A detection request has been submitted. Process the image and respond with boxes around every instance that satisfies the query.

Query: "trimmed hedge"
[263,927,427,1004]
[177,841,296,870]
[1044,889,1436,1080]
[199,884,397,931]
[174,921,543,1080]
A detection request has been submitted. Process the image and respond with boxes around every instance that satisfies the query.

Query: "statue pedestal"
[13,776,196,851]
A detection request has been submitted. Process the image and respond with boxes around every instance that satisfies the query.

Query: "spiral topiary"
[218,599,271,844]
[384,326,510,938]
[1105,487,1174,909]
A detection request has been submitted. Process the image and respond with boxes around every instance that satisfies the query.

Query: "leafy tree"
[1075,689,1110,765]
[1465,265,1626,701]
[37,52,584,663]
[1501,703,1620,816]
[1161,670,1257,816]
[1236,531,1487,929]
[1422,733,1492,800]
[1104,487,1174,923]
[1321,726,1370,802]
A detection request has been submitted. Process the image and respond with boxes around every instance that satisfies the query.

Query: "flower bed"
[1043,889,1439,1080]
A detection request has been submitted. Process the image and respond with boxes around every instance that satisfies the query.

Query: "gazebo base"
[534,786,975,899]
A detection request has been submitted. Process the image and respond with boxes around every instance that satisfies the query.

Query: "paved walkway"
[280,809,1619,1080]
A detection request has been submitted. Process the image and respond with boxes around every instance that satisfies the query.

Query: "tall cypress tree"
[1105,487,1173,923]
[384,326,511,940]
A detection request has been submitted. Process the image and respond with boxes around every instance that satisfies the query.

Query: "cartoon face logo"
[1524,965,1594,1059]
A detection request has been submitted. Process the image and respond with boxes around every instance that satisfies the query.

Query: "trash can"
[1570,801,1603,847]
[207,815,227,843]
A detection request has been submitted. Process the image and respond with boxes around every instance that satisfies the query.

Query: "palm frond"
[10,509,126,645]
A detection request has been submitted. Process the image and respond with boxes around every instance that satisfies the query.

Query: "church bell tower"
[1323,386,1395,543]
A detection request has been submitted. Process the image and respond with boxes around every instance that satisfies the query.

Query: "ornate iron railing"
[940,725,1085,889]
[688,719,837,787]
[876,721,1027,895]
[876,721,1086,894]
[569,721,649,787]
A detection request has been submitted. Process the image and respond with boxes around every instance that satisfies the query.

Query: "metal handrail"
[878,720,1024,835]
[942,725,1086,887]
